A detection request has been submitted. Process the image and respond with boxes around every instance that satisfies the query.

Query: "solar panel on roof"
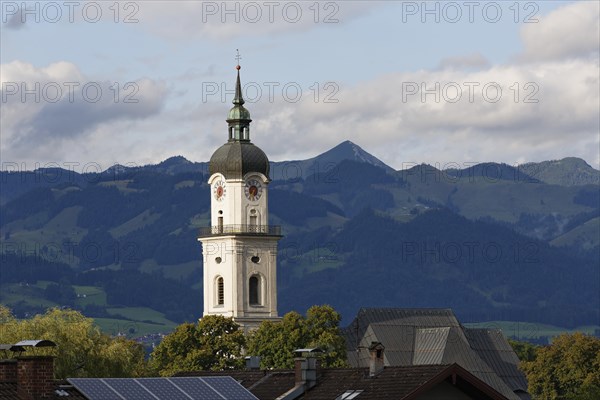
[68,378,123,400]
[202,376,257,400]
[138,378,190,400]
[105,379,156,400]
[168,377,223,400]
[69,376,258,400]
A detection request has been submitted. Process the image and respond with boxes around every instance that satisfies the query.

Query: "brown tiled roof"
[3,365,510,400]
[0,381,86,399]
[0,382,18,400]
[300,364,509,400]
[180,364,509,400]
[249,372,296,400]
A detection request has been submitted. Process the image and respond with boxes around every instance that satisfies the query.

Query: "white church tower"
[198,62,282,332]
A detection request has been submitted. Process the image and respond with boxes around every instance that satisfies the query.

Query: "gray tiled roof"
[413,327,450,365]
[343,308,529,400]
[344,308,460,352]
[466,329,529,392]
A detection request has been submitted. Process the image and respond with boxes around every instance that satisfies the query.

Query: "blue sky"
[1,1,598,171]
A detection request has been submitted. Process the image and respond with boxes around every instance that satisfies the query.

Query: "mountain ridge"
[1,153,598,333]
[1,141,599,334]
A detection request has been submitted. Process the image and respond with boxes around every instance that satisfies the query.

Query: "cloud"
[176,65,217,82]
[1,2,597,171]
[246,57,599,169]
[519,1,600,62]
[437,53,490,71]
[2,4,26,30]
[137,1,379,40]
[3,56,597,170]
[1,61,168,164]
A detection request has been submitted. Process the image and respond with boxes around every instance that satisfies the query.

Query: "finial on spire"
[235,49,242,69]
[233,49,244,105]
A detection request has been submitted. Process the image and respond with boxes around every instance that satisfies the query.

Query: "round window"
[215,257,222,264]
[251,256,260,264]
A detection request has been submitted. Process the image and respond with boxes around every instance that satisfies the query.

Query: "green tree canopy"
[508,339,540,362]
[521,332,600,400]
[246,305,348,369]
[149,315,245,376]
[0,306,145,379]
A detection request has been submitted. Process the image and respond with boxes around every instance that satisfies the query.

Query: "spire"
[233,49,244,105]
[233,66,245,106]
[227,50,252,142]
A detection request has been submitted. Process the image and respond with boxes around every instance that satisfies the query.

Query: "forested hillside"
[1,141,598,333]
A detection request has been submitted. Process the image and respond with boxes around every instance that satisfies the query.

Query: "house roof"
[177,369,295,400]
[301,365,448,400]
[182,364,510,400]
[342,308,529,400]
[465,329,529,392]
[2,375,262,400]
[0,381,86,400]
[344,308,461,351]
[302,364,509,400]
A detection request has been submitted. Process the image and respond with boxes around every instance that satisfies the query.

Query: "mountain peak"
[315,141,393,172]
[103,164,132,175]
[269,141,393,181]
[520,157,599,186]
[158,156,191,167]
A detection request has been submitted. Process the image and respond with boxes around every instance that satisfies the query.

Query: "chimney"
[368,342,385,377]
[278,349,323,400]
[293,348,322,389]
[245,356,261,370]
[17,356,55,400]
[0,343,25,382]
[0,359,18,382]
[10,340,57,400]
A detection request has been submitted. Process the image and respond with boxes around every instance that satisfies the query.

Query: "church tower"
[198,62,282,332]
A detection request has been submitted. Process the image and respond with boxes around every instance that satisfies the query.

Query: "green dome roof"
[227,104,251,121]
[209,142,270,180]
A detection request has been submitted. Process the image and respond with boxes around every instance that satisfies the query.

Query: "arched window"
[249,275,261,305]
[216,276,224,306]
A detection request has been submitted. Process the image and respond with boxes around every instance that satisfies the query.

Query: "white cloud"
[2,2,598,171]
[1,61,168,167]
[519,1,600,62]
[3,55,597,170]
[248,57,599,169]
[437,53,490,71]
[136,1,379,40]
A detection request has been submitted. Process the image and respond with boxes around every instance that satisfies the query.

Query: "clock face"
[213,180,226,201]
[244,179,263,201]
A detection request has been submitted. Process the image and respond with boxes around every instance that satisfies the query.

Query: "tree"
[149,315,245,376]
[246,311,306,369]
[304,305,348,367]
[508,339,540,362]
[521,333,600,400]
[0,306,146,378]
[247,305,348,369]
